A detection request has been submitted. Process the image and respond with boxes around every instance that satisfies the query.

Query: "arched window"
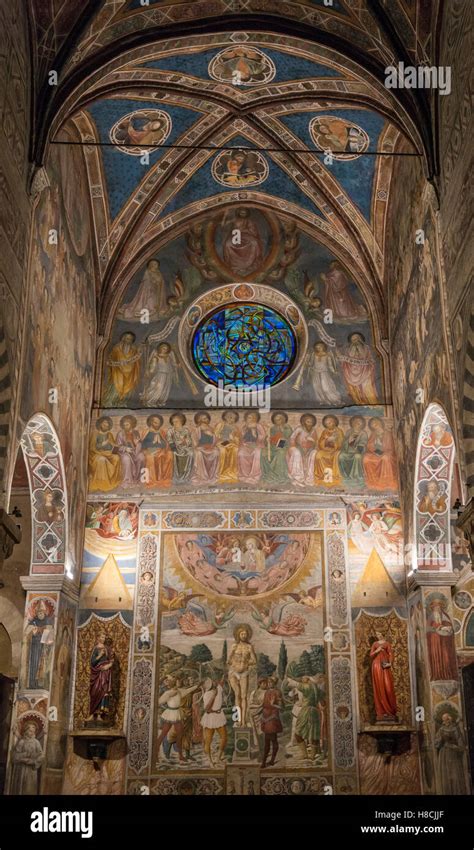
[413,403,456,571]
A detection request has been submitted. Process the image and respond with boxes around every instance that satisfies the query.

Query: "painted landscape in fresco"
[152,530,328,772]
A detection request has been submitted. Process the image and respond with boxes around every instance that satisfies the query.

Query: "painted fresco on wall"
[152,530,327,771]
[346,500,405,606]
[102,212,384,409]
[81,503,139,610]
[73,611,132,731]
[19,594,57,692]
[21,134,95,569]
[88,408,398,496]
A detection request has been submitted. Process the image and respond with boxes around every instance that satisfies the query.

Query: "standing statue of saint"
[369,630,398,722]
[227,624,257,727]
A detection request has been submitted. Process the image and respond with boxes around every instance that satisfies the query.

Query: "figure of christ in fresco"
[363,418,398,491]
[88,633,115,723]
[228,625,258,727]
[435,713,467,794]
[222,208,264,276]
[237,412,266,485]
[107,331,142,402]
[167,414,194,483]
[418,481,447,515]
[314,415,344,487]
[261,676,283,769]
[320,261,367,320]
[142,342,178,406]
[287,414,318,486]
[201,678,227,766]
[369,632,398,722]
[339,332,378,404]
[302,342,343,406]
[286,676,326,761]
[192,412,220,485]
[261,412,292,485]
[119,259,167,321]
[215,411,240,484]
[426,598,459,681]
[141,414,173,487]
[88,417,122,492]
[25,599,55,690]
[116,415,145,487]
[10,723,43,795]
[156,676,201,763]
[338,416,368,488]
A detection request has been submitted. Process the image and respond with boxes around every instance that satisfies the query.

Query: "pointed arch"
[413,403,456,572]
[18,414,69,576]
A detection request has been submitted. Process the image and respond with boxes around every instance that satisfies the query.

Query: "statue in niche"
[369,630,398,722]
[88,632,117,726]
[227,624,257,727]
[10,721,44,795]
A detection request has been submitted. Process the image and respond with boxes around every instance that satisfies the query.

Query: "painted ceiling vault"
[28,0,440,342]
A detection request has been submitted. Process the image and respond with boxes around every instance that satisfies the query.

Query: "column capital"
[20,573,80,603]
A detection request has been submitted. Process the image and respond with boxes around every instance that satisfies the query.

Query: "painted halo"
[309,115,369,161]
[110,109,172,156]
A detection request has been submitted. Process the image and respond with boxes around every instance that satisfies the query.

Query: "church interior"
[0,0,472,799]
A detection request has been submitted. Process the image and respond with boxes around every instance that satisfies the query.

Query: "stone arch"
[413,403,456,572]
[18,414,69,576]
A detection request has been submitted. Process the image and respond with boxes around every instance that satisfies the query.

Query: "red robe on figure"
[369,639,398,720]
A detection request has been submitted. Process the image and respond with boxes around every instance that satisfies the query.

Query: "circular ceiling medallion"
[211,149,269,187]
[309,115,369,160]
[109,109,171,156]
[208,46,276,86]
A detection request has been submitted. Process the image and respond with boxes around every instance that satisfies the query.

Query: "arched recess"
[17,414,69,576]
[413,403,457,572]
